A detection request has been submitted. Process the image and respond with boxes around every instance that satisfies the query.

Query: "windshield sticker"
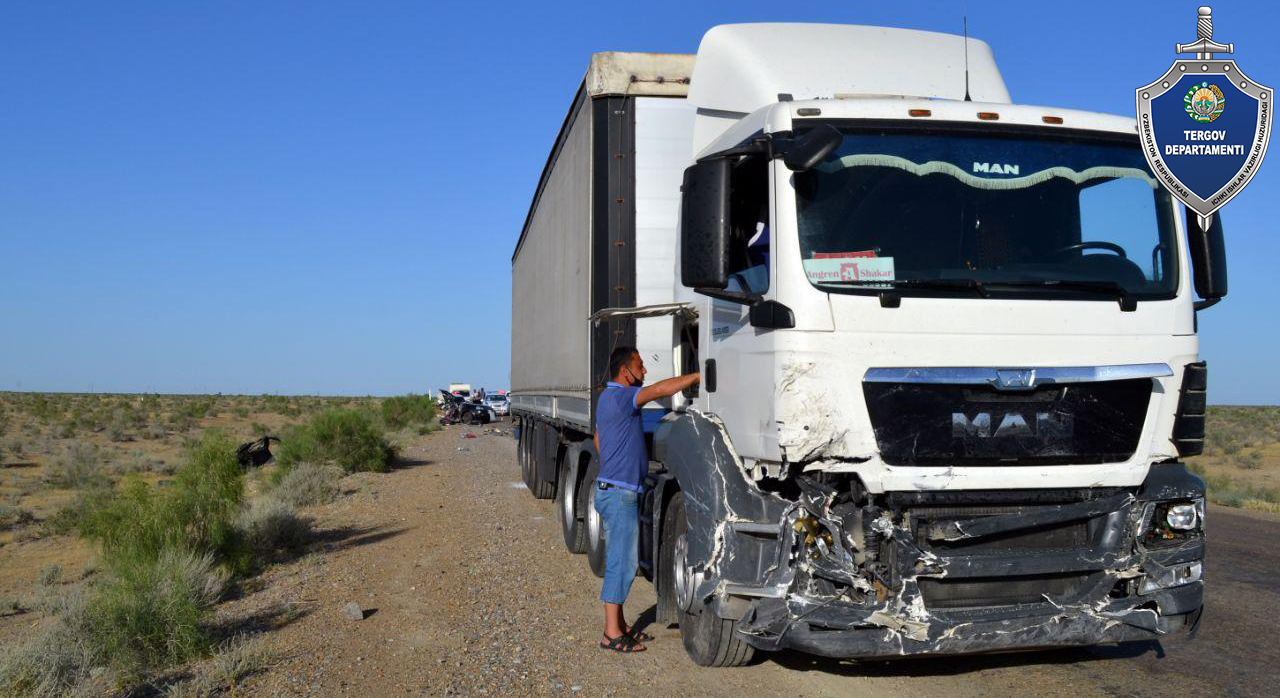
[803,256,895,285]
[816,154,1157,191]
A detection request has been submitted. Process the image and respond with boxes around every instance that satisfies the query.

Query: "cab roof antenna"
[963,15,972,101]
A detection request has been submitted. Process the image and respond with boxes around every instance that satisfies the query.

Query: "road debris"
[341,601,365,621]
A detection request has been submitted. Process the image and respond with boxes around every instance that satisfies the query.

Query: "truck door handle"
[704,359,717,393]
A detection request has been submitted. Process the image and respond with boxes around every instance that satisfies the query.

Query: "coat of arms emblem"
[1135,7,1272,226]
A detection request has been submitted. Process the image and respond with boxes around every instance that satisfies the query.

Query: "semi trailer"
[510,23,1221,665]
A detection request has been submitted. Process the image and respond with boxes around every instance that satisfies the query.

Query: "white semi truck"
[510,24,1220,665]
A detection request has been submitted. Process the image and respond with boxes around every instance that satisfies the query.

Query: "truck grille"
[910,504,1092,554]
[863,379,1152,466]
[918,572,1094,609]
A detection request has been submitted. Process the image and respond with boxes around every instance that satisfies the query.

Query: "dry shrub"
[0,591,100,698]
[236,497,310,554]
[0,505,35,531]
[44,442,106,489]
[160,633,271,698]
[272,462,341,507]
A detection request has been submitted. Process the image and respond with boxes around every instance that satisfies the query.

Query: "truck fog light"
[1165,503,1199,530]
[1139,561,1203,594]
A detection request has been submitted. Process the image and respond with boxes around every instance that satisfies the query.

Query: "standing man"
[594,346,700,653]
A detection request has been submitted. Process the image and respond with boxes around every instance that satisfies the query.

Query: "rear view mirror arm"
[694,287,762,305]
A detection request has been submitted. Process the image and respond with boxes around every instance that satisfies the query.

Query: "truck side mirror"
[680,158,731,289]
[749,300,795,329]
[783,124,843,172]
[1186,210,1227,308]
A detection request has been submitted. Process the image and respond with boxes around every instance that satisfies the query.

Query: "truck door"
[702,154,775,460]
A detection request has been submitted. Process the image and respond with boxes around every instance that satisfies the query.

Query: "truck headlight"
[1139,498,1204,546]
[1165,502,1199,530]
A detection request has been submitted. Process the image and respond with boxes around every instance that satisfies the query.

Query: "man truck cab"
[512,23,1220,665]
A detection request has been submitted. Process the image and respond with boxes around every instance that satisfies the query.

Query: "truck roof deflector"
[589,302,698,326]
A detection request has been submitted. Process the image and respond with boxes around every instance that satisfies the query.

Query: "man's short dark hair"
[608,346,638,381]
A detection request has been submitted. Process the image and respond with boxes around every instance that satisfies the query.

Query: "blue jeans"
[594,484,639,605]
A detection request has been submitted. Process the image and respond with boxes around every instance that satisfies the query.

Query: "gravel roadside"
[227,424,1271,698]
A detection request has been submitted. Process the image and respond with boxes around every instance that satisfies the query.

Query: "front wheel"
[665,492,756,667]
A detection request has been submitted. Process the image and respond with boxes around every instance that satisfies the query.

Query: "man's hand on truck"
[635,373,700,406]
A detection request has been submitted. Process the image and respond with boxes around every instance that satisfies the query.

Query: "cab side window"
[725,156,770,295]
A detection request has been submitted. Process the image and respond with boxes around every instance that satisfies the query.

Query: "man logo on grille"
[952,412,1074,439]
[994,369,1035,390]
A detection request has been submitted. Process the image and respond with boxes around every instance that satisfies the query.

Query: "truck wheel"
[656,491,680,625]
[583,454,606,578]
[531,439,556,500]
[519,422,534,489]
[667,493,756,667]
[558,453,586,553]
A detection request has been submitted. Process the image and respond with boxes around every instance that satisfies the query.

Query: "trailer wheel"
[558,452,586,553]
[519,421,534,490]
[666,493,756,667]
[531,434,556,500]
[583,453,606,578]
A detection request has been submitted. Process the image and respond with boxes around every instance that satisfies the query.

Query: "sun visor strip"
[863,364,1173,391]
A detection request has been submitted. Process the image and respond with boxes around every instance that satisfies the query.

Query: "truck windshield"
[793,126,1179,299]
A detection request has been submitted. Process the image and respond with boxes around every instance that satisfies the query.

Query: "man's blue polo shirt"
[596,382,647,492]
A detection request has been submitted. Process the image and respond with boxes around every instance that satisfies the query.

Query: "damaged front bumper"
[736,470,1205,658]
[737,569,1202,658]
[653,412,1207,660]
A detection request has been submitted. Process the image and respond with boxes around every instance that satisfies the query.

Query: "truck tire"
[519,421,534,489]
[583,453,606,578]
[531,434,556,500]
[656,490,680,625]
[667,493,756,667]
[558,452,586,553]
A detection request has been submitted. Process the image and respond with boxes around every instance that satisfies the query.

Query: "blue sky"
[0,1,1275,403]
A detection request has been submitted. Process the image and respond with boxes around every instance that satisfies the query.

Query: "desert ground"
[1,394,1278,697]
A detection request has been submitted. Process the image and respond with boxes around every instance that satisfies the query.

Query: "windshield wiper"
[819,278,1137,311]
[819,278,991,297]
[980,279,1137,311]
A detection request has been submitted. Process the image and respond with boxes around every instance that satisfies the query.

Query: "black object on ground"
[236,436,280,468]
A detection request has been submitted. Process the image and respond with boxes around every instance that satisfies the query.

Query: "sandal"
[624,626,654,642]
[599,633,646,653]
